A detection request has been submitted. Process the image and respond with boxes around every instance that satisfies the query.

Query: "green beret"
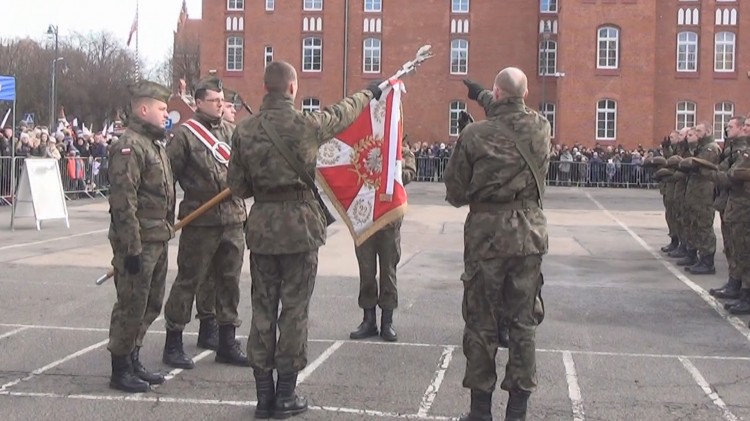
[195,76,223,93]
[223,87,239,104]
[128,80,171,104]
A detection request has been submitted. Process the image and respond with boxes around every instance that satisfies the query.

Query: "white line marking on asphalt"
[562,351,585,421]
[162,350,215,383]
[678,357,739,421]
[297,340,344,386]
[417,346,455,417]
[0,229,108,251]
[0,327,30,341]
[583,191,750,342]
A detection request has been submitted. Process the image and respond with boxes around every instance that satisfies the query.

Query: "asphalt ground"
[0,183,749,420]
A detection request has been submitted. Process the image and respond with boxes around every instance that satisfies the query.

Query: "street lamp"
[539,25,553,116]
[47,24,59,129]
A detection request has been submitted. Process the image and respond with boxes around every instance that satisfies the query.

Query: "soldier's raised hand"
[462,79,484,101]
[366,81,384,101]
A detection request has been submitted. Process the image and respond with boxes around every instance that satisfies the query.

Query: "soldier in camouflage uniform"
[107,80,175,393]
[669,128,696,262]
[659,131,680,253]
[162,76,249,369]
[349,144,417,342]
[446,68,550,421]
[227,61,380,419]
[681,123,721,274]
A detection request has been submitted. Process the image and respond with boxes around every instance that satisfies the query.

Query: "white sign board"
[11,158,70,230]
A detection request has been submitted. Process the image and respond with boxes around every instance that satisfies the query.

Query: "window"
[266,0,274,11]
[596,99,617,140]
[714,32,735,72]
[226,36,243,71]
[363,38,381,73]
[302,37,322,72]
[302,98,321,112]
[449,101,467,136]
[541,103,556,137]
[264,46,273,67]
[451,0,469,13]
[450,39,469,74]
[539,40,557,75]
[364,0,381,12]
[675,101,697,130]
[713,102,734,140]
[597,26,619,69]
[304,0,323,11]
[677,31,698,72]
[227,0,244,10]
[540,0,557,13]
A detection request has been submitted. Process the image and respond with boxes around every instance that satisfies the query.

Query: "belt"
[254,190,314,203]
[469,200,540,213]
[136,208,167,219]
[185,190,227,202]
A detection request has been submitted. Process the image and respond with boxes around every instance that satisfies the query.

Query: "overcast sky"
[0,0,203,68]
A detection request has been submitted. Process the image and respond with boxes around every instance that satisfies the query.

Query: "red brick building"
[175,0,749,149]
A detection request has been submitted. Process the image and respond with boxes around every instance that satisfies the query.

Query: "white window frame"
[675,101,697,130]
[451,0,469,13]
[226,36,243,71]
[264,46,273,67]
[302,98,321,112]
[227,0,244,11]
[597,26,619,69]
[596,99,617,140]
[303,0,323,11]
[364,0,381,12]
[450,39,469,75]
[449,101,467,136]
[539,40,557,75]
[677,31,698,72]
[363,38,381,73]
[714,31,735,72]
[540,0,557,13]
[302,37,323,72]
[542,103,556,138]
[265,0,274,11]
[713,102,734,140]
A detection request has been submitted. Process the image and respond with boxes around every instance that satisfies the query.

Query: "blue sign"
[0,75,16,101]
[23,113,34,124]
[165,117,173,130]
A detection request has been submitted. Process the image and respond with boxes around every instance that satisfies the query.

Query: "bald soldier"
[446,68,550,421]
[106,80,175,393]
[227,61,380,419]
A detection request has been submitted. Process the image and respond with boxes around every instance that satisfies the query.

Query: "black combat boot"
[661,236,679,253]
[273,372,308,419]
[130,346,165,385]
[162,329,195,369]
[505,389,532,421]
[498,322,510,349]
[687,253,716,275]
[110,353,149,393]
[727,290,750,315]
[676,248,697,266]
[668,242,687,258]
[254,370,275,419]
[458,390,492,421]
[380,309,398,342]
[712,278,742,299]
[197,317,219,351]
[215,325,249,366]
[350,308,378,340]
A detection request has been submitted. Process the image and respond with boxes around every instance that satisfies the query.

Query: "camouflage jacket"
[444,94,551,260]
[227,90,373,254]
[715,137,750,217]
[713,136,742,211]
[686,136,721,207]
[672,141,694,201]
[167,111,246,227]
[107,115,176,255]
[724,141,750,223]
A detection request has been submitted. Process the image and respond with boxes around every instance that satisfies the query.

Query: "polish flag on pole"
[316,79,408,246]
[126,12,138,47]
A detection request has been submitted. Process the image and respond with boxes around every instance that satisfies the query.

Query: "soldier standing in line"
[106,80,175,393]
[660,131,680,253]
[445,68,550,421]
[227,61,379,419]
[669,127,695,262]
[162,76,249,369]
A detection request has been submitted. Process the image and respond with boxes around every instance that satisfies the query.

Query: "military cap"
[223,87,239,104]
[654,168,674,180]
[666,155,683,168]
[651,156,667,167]
[195,76,223,93]
[128,80,171,104]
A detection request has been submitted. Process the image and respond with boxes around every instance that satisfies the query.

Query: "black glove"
[124,254,142,275]
[366,81,383,101]
[463,79,484,101]
[457,111,474,132]
[660,137,670,149]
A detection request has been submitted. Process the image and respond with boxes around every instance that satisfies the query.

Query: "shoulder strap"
[259,118,317,190]
[182,119,231,166]
[496,122,545,209]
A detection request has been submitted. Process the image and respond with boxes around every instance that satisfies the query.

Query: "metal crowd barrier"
[414,156,660,188]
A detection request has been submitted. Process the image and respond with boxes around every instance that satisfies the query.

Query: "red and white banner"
[316,79,408,246]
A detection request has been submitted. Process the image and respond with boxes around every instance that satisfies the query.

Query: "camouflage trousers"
[686,203,717,256]
[720,212,739,279]
[663,195,676,238]
[195,271,217,321]
[247,251,318,375]
[727,221,750,287]
[461,255,544,394]
[355,218,402,310]
[164,224,244,331]
[108,241,169,356]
